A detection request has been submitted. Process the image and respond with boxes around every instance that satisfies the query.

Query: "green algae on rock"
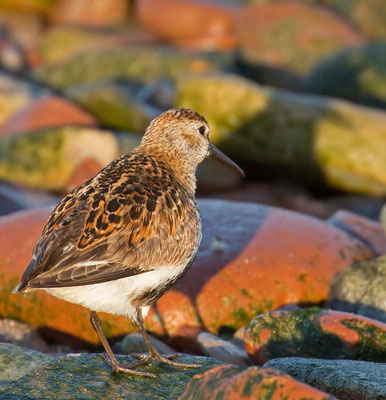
[0,347,222,400]
[0,126,118,192]
[328,256,386,323]
[244,307,386,365]
[66,80,157,132]
[180,364,336,400]
[0,343,51,384]
[304,42,386,109]
[265,358,386,400]
[34,47,231,90]
[176,74,386,196]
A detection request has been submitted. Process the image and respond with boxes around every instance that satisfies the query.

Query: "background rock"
[265,358,386,400]
[244,308,386,365]
[328,256,386,322]
[304,43,386,109]
[177,74,386,196]
[0,126,118,192]
[117,332,175,356]
[180,364,337,400]
[236,2,363,75]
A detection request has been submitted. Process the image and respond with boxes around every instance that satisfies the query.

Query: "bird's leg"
[129,307,200,369]
[90,311,155,377]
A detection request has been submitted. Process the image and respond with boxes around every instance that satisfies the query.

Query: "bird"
[12,108,245,377]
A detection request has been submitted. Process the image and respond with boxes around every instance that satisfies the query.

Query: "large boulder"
[180,364,336,400]
[304,43,386,109]
[0,126,118,192]
[176,74,386,196]
[244,308,386,365]
[265,358,386,400]
[328,256,386,322]
[0,200,372,347]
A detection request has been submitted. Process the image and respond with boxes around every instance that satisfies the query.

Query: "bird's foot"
[130,352,201,369]
[103,354,156,378]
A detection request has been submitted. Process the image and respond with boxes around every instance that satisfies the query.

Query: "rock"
[304,43,386,109]
[40,25,158,64]
[265,358,386,400]
[328,210,386,256]
[137,0,237,50]
[244,308,386,365]
[0,95,98,136]
[0,344,222,400]
[197,332,251,366]
[176,74,386,196]
[0,319,49,353]
[0,201,372,347]
[0,126,118,192]
[180,364,337,400]
[0,182,59,216]
[235,2,363,76]
[118,332,175,356]
[48,0,129,27]
[330,0,386,40]
[66,80,157,132]
[34,47,230,90]
[0,0,55,14]
[0,343,51,383]
[328,256,386,322]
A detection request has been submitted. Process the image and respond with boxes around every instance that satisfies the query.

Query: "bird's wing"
[18,158,195,291]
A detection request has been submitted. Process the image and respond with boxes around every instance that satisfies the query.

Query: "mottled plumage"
[13,108,244,377]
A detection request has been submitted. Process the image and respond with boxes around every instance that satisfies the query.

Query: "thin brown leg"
[90,311,155,377]
[130,307,200,369]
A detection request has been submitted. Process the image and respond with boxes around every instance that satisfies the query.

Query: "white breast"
[45,262,189,321]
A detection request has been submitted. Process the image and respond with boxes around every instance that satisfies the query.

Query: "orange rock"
[244,308,386,365]
[180,365,337,399]
[0,96,97,137]
[0,201,373,346]
[49,0,129,27]
[236,2,364,74]
[328,210,386,256]
[137,0,238,50]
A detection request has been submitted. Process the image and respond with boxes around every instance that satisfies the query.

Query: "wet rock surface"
[328,256,386,322]
[0,344,222,400]
[265,358,386,400]
[244,308,386,365]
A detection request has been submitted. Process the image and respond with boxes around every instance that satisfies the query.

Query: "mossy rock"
[66,80,156,132]
[244,307,386,365]
[0,344,223,400]
[304,42,386,109]
[176,74,386,196]
[0,126,118,191]
[0,343,51,384]
[34,47,231,90]
[328,255,386,322]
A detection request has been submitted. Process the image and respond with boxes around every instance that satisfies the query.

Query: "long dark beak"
[208,144,245,177]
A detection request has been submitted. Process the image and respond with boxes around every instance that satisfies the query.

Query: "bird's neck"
[137,145,198,196]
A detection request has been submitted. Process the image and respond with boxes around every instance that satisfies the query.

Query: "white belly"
[45,263,188,320]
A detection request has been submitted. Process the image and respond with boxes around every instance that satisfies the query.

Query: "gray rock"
[381,204,386,234]
[197,332,251,366]
[118,332,175,356]
[0,344,222,400]
[0,343,51,383]
[328,256,386,322]
[0,319,50,353]
[265,357,386,400]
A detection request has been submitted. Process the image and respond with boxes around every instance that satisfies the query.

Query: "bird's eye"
[198,126,206,135]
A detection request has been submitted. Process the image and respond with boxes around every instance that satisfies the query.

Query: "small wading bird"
[13,108,244,377]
